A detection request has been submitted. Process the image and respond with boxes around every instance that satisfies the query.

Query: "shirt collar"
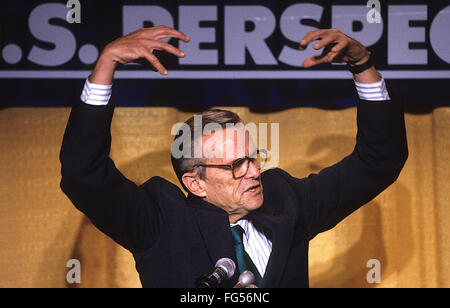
[230,219,250,241]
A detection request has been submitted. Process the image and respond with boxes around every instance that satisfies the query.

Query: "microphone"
[233,270,256,288]
[195,258,236,288]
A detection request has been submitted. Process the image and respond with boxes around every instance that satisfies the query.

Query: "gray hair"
[171,109,242,192]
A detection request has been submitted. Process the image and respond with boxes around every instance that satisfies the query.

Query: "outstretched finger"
[330,39,346,53]
[312,34,339,51]
[153,27,191,43]
[149,40,186,58]
[141,49,168,75]
[137,26,191,43]
[302,53,334,68]
[299,29,326,50]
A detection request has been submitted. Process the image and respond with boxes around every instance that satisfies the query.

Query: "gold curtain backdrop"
[0,106,449,288]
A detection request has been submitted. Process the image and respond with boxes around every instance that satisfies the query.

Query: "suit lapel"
[248,213,294,288]
[188,195,239,286]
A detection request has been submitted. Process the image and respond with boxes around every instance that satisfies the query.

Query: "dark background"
[0,0,449,111]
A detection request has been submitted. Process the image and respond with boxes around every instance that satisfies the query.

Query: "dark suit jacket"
[59,88,408,288]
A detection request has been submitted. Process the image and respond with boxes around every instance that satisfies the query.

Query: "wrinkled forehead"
[200,124,256,162]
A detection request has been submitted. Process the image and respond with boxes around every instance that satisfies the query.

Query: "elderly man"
[59,26,408,288]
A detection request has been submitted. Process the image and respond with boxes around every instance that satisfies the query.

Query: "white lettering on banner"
[225,6,278,65]
[332,6,383,48]
[430,5,450,64]
[179,6,218,65]
[122,6,174,38]
[278,3,324,67]
[388,5,428,65]
[1,3,449,79]
[27,3,77,67]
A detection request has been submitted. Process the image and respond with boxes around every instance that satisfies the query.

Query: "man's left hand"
[300,29,370,68]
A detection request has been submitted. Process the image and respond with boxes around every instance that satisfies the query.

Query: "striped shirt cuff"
[354,77,391,101]
[80,78,112,106]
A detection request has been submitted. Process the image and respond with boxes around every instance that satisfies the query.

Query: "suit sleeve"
[59,99,161,252]
[291,86,408,240]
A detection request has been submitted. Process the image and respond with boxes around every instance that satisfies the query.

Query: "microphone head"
[238,270,255,287]
[215,258,236,278]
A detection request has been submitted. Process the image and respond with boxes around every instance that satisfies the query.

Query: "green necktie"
[231,225,263,287]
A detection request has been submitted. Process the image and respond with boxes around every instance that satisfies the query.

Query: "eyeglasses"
[193,149,268,179]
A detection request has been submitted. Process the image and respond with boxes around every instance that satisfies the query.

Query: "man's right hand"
[90,26,190,85]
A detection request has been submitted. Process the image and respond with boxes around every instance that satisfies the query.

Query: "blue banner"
[1,0,449,109]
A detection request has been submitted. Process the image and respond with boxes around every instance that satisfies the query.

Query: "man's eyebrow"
[218,148,258,164]
[220,156,246,165]
[228,157,245,164]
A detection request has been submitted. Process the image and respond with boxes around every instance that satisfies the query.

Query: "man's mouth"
[245,183,261,194]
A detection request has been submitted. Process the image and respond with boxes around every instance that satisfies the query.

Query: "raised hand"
[300,29,370,68]
[90,26,190,84]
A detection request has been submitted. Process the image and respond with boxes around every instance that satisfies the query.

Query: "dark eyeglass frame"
[193,149,268,179]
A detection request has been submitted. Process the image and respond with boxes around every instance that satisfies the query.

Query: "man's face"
[199,126,264,222]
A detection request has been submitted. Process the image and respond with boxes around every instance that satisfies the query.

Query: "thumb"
[302,55,326,68]
[302,51,339,68]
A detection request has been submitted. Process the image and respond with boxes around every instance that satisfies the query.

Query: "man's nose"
[245,160,261,179]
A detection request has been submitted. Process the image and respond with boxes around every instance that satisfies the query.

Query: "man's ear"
[182,172,207,198]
